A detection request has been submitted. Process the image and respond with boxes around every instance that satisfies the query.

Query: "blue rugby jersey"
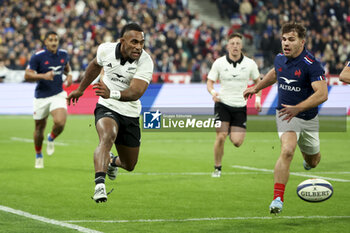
[347,61,350,67]
[28,48,69,98]
[274,48,325,120]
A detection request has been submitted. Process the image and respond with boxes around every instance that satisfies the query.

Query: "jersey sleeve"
[64,50,69,63]
[309,61,326,82]
[59,49,70,66]
[27,54,40,72]
[347,61,350,67]
[133,52,154,84]
[207,60,219,82]
[273,54,280,73]
[250,60,260,80]
[96,43,108,66]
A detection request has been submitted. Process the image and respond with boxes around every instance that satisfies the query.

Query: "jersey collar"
[115,43,135,66]
[285,47,307,64]
[226,53,244,67]
[44,47,58,56]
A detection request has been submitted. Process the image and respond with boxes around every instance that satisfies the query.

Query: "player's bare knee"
[281,146,295,159]
[123,162,136,172]
[307,154,321,168]
[100,134,116,146]
[125,166,135,172]
[231,139,243,147]
[306,159,319,168]
[216,133,227,143]
[53,117,66,127]
[229,136,243,147]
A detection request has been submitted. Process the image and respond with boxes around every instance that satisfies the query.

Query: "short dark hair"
[120,23,143,37]
[228,32,243,40]
[44,31,58,40]
[281,22,306,39]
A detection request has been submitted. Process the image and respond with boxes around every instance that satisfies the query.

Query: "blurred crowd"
[0,0,349,83]
[214,0,350,75]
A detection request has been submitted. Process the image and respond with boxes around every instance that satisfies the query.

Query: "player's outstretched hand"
[66,90,84,106]
[93,79,110,99]
[278,104,300,122]
[243,86,257,100]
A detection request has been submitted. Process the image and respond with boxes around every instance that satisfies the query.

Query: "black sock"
[95,172,106,185]
[214,166,222,171]
[111,156,118,167]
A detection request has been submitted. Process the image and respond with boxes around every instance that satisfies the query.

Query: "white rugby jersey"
[96,42,154,117]
[208,55,260,107]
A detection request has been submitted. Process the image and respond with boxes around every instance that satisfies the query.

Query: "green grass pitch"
[0,115,349,233]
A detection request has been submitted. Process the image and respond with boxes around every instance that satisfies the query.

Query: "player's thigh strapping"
[33,91,67,120]
[94,104,140,147]
[215,102,247,128]
[276,110,320,155]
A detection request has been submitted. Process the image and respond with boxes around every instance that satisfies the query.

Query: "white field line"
[0,205,103,233]
[118,171,350,176]
[301,171,350,174]
[64,215,350,223]
[232,165,350,182]
[143,139,278,143]
[120,172,263,176]
[10,137,68,146]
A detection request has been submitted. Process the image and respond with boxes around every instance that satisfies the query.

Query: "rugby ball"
[297,178,333,202]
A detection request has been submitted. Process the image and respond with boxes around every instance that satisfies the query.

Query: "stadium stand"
[212,0,350,74]
[0,0,349,83]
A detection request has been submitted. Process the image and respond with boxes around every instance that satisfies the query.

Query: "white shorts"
[276,110,320,155]
[33,91,67,120]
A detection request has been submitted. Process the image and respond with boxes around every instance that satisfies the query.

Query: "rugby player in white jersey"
[67,23,154,203]
[207,33,261,178]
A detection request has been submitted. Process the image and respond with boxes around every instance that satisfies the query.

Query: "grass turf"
[0,115,349,233]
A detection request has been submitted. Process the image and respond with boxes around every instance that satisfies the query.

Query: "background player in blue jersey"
[244,22,328,214]
[25,31,73,169]
[339,61,350,84]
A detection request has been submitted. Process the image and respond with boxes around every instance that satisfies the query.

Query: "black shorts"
[94,104,141,147]
[214,102,247,129]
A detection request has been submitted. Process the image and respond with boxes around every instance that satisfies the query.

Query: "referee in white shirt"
[67,23,154,202]
[207,32,261,177]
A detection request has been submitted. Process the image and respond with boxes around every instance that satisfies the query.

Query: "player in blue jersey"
[25,31,73,169]
[339,61,350,84]
[244,22,328,214]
